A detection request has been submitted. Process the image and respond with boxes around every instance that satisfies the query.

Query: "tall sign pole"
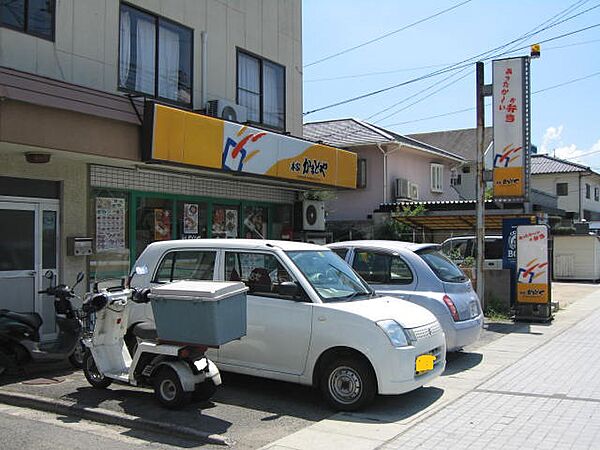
[475,62,486,304]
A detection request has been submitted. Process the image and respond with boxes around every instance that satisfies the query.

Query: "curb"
[0,390,232,446]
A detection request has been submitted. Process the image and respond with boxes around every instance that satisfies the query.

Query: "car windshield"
[416,247,468,283]
[286,250,373,302]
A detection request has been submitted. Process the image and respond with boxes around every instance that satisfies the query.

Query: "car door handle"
[318,316,327,322]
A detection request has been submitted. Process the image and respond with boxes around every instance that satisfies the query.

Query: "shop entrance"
[0,198,60,337]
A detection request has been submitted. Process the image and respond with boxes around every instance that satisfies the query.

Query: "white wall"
[530,172,600,219]
[0,0,303,135]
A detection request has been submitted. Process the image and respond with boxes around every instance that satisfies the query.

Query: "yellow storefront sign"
[493,167,524,197]
[517,283,548,304]
[144,103,356,189]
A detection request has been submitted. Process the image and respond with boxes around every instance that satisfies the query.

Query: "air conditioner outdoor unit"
[409,182,420,200]
[206,99,248,123]
[302,200,325,231]
[395,177,410,199]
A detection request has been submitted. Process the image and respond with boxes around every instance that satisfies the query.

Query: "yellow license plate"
[415,354,436,372]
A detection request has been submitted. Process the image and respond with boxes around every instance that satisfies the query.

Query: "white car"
[129,239,446,410]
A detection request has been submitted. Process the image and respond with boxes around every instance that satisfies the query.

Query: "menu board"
[96,197,125,251]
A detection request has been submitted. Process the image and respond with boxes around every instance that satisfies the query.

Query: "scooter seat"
[0,310,42,331]
[132,321,158,341]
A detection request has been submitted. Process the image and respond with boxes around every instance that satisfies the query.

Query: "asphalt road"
[0,403,198,449]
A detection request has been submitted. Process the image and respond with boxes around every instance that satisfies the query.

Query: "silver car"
[327,240,483,352]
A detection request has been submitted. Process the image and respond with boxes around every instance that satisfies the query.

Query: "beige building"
[0,0,355,338]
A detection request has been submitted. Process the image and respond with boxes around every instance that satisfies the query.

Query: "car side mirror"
[278,281,300,298]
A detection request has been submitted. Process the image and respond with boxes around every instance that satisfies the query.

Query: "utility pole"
[475,62,486,304]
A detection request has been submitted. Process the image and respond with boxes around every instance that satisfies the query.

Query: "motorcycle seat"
[0,310,42,330]
[132,321,158,341]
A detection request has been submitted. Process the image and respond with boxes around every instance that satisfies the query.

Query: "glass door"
[0,202,38,313]
[0,200,60,338]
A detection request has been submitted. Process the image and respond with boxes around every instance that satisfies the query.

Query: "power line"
[303,2,600,116]
[304,63,450,83]
[305,37,600,85]
[304,0,472,68]
[364,1,591,123]
[382,69,600,127]
[369,69,473,122]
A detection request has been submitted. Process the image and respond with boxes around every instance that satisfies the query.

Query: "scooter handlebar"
[131,288,151,304]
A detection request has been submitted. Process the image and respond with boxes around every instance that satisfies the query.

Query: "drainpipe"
[201,31,208,108]
[579,172,582,220]
[376,143,401,204]
[377,144,388,204]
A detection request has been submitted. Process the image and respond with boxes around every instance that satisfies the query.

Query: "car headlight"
[377,320,411,347]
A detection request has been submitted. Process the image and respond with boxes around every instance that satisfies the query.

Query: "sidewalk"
[262,285,600,450]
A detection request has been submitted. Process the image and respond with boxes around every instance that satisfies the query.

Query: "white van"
[129,239,446,411]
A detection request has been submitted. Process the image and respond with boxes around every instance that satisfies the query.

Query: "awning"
[143,103,357,189]
[392,212,537,231]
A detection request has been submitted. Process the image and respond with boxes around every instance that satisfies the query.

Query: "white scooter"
[81,287,221,409]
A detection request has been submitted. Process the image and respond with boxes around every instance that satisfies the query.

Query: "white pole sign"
[516,225,549,304]
[492,57,527,198]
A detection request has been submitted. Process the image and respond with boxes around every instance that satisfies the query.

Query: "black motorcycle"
[0,271,86,376]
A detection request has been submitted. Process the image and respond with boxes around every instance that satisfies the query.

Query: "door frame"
[0,196,60,339]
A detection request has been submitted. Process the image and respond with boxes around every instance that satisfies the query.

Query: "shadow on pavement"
[331,386,444,424]
[443,351,483,376]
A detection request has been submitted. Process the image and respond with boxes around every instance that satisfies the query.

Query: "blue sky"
[302,0,600,169]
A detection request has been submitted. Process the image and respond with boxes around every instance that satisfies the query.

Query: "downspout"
[201,31,208,108]
[579,172,582,220]
[377,144,388,204]
[376,143,401,204]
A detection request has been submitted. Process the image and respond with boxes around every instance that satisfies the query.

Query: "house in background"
[407,127,493,200]
[303,118,464,239]
[531,154,600,221]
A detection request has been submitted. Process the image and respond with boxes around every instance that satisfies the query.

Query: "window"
[331,248,349,260]
[154,251,216,283]
[243,205,268,239]
[595,187,599,202]
[416,248,467,283]
[0,0,54,40]
[586,183,591,199]
[357,159,367,188]
[556,182,568,196]
[450,169,461,186]
[119,3,192,105]
[225,252,298,299]
[352,251,413,285]
[430,163,444,193]
[237,50,285,130]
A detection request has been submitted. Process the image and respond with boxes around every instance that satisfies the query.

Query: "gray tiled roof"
[531,154,591,174]
[303,118,464,161]
[407,127,493,161]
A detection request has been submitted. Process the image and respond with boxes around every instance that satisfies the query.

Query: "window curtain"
[119,9,131,88]
[158,23,180,101]
[135,15,155,95]
[238,54,260,122]
[263,62,284,129]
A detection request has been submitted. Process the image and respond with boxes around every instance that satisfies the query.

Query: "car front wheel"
[320,356,376,411]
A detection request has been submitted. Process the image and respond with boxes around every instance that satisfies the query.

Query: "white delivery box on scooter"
[148,281,247,346]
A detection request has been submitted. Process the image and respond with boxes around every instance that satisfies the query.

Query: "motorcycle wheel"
[83,351,112,389]
[68,341,85,369]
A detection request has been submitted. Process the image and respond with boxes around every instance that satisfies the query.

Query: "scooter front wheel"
[69,341,85,369]
[154,367,190,409]
[83,351,112,389]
